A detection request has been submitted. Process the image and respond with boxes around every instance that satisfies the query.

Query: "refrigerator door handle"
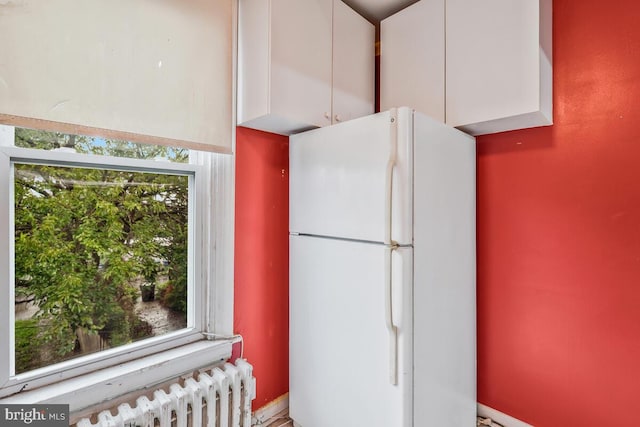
[384,108,398,248]
[385,243,399,386]
[385,108,399,386]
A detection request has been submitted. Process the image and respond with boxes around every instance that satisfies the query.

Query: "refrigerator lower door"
[290,235,413,427]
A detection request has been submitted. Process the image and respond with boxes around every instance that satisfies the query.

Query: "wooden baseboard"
[478,403,534,427]
[252,393,289,426]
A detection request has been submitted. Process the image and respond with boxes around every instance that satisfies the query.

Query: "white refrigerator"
[289,107,476,426]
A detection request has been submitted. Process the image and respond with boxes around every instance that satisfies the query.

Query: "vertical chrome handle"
[334,114,342,122]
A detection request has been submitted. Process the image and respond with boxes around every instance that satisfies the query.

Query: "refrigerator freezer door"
[289,235,412,427]
[290,108,413,245]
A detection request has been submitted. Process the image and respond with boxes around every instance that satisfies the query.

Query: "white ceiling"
[342,0,420,22]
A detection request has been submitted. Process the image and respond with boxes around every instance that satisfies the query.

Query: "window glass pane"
[14,127,189,163]
[14,162,189,374]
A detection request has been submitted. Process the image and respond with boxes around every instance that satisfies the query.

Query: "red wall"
[234,126,289,409]
[477,0,640,425]
[234,0,640,421]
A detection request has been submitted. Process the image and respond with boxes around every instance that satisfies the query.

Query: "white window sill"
[0,340,232,417]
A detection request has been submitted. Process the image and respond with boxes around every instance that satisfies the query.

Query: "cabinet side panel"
[413,112,476,426]
[332,0,375,123]
[539,0,553,124]
[446,0,543,127]
[270,0,332,128]
[380,0,445,122]
[238,0,270,124]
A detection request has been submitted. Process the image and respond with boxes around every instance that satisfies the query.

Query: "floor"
[262,411,497,426]
[263,408,293,427]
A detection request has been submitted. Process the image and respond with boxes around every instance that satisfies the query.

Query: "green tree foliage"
[13,129,188,373]
[15,319,39,372]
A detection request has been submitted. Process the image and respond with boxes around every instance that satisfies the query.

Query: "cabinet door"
[380,0,445,122]
[446,0,552,134]
[332,0,375,124]
[270,0,333,128]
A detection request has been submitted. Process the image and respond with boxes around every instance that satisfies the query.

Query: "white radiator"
[76,359,255,427]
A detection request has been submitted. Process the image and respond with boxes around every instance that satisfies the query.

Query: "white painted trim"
[0,125,14,147]
[252,393,290,426]
[478,403,534,427]
[0,340,232,414]
[2,145,199,174]
[212,152,235,336]
[192,150,235,337]
[0,150,11,387]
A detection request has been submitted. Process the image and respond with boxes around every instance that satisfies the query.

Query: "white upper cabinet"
[380,0,552,136]
[238,0,332,134]
[332,0,375,124]
[238,0,374,135]
[446,0,552,135]
[380,0,445,122]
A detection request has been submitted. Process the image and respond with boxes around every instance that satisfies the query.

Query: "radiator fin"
[76,359,255,427]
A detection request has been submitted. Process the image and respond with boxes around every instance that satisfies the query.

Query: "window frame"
[0,134,231,399]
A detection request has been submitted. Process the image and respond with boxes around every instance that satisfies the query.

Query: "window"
[0,125,234,399]
[0,0,236,410]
